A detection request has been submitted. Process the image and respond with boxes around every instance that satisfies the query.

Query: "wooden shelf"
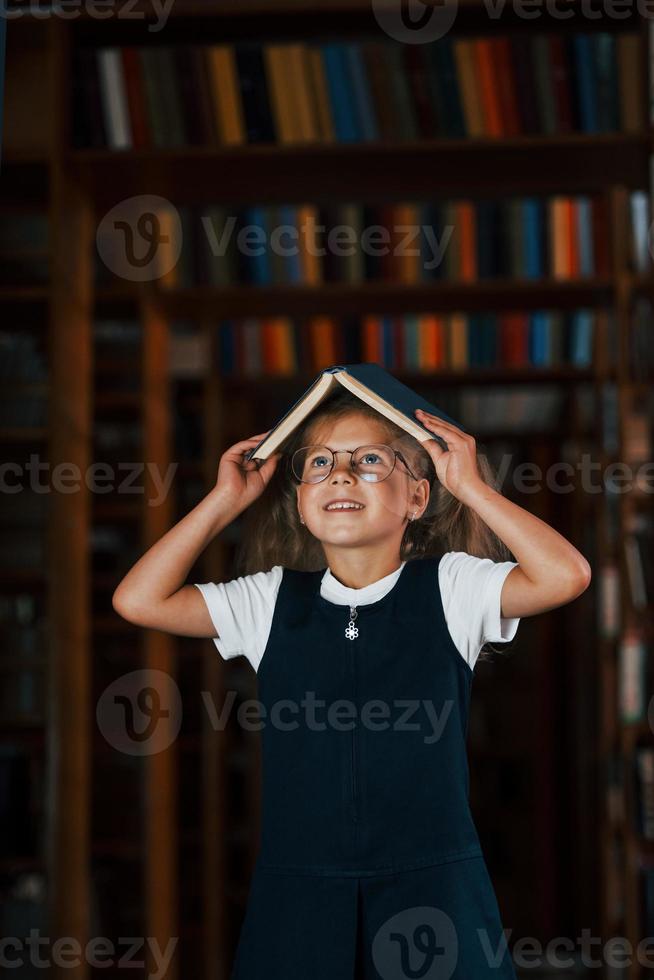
[61,0,646,23]
[70,134,650,205]
[96,278,618,316]
[0,427,48,442]
[0,286,49,303]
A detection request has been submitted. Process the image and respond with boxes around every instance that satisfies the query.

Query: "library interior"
[1,2,654,979]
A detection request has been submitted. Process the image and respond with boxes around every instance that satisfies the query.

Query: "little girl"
[113,386,592,979]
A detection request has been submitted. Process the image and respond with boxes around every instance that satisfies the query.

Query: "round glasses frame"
[290,444,420,484]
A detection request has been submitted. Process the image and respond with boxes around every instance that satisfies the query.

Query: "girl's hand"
[414,409,485,505]
[213,431,282,510]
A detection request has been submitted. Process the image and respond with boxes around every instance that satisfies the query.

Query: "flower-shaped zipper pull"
[345,606,359,640]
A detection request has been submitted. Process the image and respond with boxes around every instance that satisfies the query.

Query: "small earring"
[409,510,417,522]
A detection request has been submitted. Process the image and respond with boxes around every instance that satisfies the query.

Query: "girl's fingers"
[415,410,464,436]
[415,409,451,425]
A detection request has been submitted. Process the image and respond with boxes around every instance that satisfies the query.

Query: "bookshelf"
[2,2,653,979]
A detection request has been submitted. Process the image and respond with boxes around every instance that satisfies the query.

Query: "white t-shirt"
[193,552,520,673]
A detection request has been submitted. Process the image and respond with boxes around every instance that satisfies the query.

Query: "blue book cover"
[572,35,598,133]
[244,206,272,285]
[529,311,551,365]
[468,315,482,365]
[217,321,236,374]
[432,36,466,138]
[576,197,594,277]
[523,199,544,279]
[570,310,594,366]
[277,205,302,284]
[321,43,359,142]
[343,42,378,141]
[382,316,395,368]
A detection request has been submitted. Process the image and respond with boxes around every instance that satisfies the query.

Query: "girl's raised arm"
[111,431,281,637]
[414,407,592,619]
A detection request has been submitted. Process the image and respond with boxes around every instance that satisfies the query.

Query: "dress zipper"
[346,605,358,823]
[345,605,359,640]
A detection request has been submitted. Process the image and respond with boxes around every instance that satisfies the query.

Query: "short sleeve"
[438,552,520,671]
[192,565,284,672]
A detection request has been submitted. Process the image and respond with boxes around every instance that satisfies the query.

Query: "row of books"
[629,296,654,381]
[622,397,654,469]
[599,561,621,640]
[0,331,48,382]
[606,754,654,865]
[74,32,643,150]
[641,856,654,933]
[602,381,650,466]
[92,312,603,381]
[0,594,46,659]
[92,524,143,577]
[637,747,654,841]
[0,748,41,856]
[619,628,650,725]
[89,375,565,453]
[0,211,49,286]
[6,189,652,292]
[602,511,654,640]
[0,530,46,571]
[0,666,42,719]
[624,511,654,611]
[0,391,48,428]
[107,195,633,289]
[208,310,600,377]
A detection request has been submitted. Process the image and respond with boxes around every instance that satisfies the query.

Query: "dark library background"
[1,2,654,979]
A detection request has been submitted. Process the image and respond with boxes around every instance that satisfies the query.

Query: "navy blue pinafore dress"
[230,553,517,980]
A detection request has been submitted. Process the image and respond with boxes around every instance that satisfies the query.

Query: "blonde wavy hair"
[235,388,518,663]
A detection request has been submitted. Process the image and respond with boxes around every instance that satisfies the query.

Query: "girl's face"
[295,413,429,553]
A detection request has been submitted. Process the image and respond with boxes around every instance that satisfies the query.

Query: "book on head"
[243,363,468,462]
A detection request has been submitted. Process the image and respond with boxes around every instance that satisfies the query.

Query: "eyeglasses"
[291,444,419,484]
